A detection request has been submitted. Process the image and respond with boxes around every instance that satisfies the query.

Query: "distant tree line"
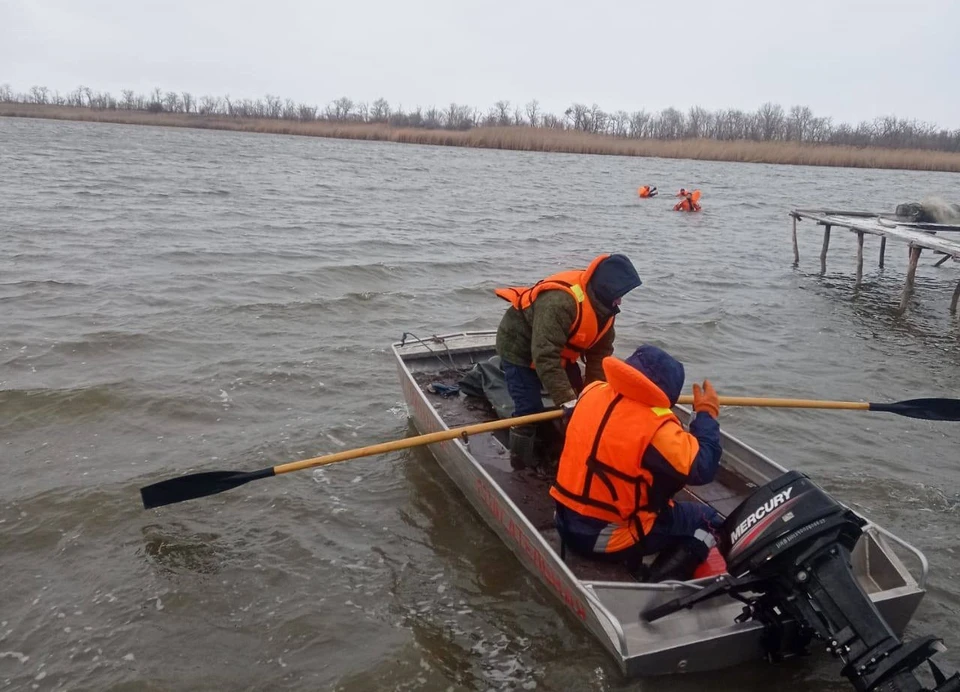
[3,83,959,153]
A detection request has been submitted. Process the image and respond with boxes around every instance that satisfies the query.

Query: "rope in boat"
[399,332,467,376]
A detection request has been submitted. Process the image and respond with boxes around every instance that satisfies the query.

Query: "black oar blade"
[870,398,960,421]
[140,468,274,509]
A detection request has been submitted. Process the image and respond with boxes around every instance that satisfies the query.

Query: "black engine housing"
[642,471,959,692]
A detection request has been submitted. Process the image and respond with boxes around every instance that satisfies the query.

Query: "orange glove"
[692,380,719,419]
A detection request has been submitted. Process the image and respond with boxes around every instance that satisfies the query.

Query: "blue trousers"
[502,361,584,416]
[555,501,722,561]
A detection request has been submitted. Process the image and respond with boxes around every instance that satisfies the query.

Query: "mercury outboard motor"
[642,471,959,692]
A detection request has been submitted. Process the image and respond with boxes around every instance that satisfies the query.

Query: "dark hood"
[589,254,642,314]
[624,344,685,405]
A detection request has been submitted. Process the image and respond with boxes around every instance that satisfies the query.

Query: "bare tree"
[0,83,12,102]
[629,110,650,138]
[424,106,441,128]
[610,110,629,137]
[370,97,390,122]
[298,103,317,121]
[444,103,473,130]
[355,102,369,123]
[30,85,49,104]
[588,104,607,134]
[163,91,181,113]
[686,106,710,138]
[566,103,589,131]
[525,99,540,128]
[809,116,831,143]
[264,94,282,118]
[787,105,813,142]
[541,112,562,129]
[756,102,785,141]
[494,100,511,126]
[327,96,353,121]
[658,108,686,139]
[198,95,219,114]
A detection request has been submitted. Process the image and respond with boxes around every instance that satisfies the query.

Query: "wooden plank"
[793,211,960,259]
[856,231,864,286]
[792,215,799,266]
[899,246,922,313]
[820,224,831,274]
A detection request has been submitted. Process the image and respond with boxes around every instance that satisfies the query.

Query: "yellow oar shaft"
[276,396,873,475]
[273,409,563,475]
[677,395,870,411]
[277,396,877,476]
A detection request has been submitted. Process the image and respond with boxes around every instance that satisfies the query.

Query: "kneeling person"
[550,345,722,581]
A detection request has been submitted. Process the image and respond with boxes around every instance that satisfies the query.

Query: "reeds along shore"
[4,103,960,172]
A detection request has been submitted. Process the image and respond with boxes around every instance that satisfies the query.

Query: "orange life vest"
[638,185,655,198]
[495,254,614,368]
[550,357,693,545]
[673,190,701,212]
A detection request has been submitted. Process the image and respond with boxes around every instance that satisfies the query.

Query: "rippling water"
[1,117,959,691]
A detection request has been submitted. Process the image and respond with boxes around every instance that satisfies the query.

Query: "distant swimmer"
[674,189,702,212]
[638,185,658,198]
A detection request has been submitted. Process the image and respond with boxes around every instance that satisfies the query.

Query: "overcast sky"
[3,0,959,129]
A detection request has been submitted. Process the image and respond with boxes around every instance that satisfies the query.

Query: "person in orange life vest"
[494,254,642,470]
[550,344,723,581]
[674,189,701,212]
[638,185,658,198]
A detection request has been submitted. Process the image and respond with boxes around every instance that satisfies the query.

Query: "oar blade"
[870,398,960,421]
[140,468,274,509]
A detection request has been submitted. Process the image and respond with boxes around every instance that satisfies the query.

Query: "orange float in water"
[638,185,658,198]
[673,189,702,212]
[692,545,727,579]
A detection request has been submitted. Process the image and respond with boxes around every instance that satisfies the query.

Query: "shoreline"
[4,103,960,172]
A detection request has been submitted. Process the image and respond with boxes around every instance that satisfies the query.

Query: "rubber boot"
[508,425,537,470]
[646,535,711,583]
[533,420,566,473]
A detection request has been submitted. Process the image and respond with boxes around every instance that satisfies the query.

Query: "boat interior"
[412,364,763,583]
[401,338,923,599]
[398,334,926,673]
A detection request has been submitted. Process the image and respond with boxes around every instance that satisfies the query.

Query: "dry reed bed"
[4,103,960,172]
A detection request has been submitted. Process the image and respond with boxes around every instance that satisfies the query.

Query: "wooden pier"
[790,209,960,314]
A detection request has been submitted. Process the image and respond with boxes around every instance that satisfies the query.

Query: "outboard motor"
[643,471,959,692]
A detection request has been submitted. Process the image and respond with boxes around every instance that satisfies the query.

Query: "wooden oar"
[140,394,960,510]
[676,395,960,421]
[140,409,563,509]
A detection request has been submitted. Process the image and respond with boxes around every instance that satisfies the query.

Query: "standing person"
[494,253,643,469]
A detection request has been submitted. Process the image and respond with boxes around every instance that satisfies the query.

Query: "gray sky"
[3,0,959,129]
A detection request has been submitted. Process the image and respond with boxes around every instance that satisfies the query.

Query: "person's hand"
[692,380,719,419]
[560,399,578,426]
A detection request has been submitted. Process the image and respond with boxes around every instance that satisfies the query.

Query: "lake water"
[1,116,958,691]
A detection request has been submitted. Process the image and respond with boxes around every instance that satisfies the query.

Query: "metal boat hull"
[393,331,928,677]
